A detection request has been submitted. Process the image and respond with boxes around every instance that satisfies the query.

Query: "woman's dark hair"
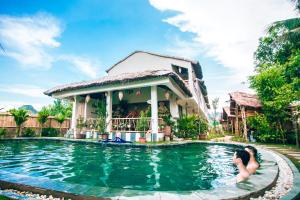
[245,145,258,157]
[235,150,250,166]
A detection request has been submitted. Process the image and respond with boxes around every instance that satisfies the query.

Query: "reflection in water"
[0,141,240,191]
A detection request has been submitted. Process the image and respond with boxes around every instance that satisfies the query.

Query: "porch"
[70,85,190,142]
[45,70,197,142]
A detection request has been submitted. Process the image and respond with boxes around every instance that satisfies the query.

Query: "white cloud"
[150,0,298,78]
[0,13,101,78]
[58,55,100,79]
[0,13,61,68]
[0,84,46,98]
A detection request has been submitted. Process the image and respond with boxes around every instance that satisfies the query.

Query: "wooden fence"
[0,112,70,131]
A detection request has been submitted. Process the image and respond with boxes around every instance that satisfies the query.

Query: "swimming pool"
[0,139,278,199]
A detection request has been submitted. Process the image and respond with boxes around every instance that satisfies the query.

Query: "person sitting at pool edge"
[245,145,260,174]
[233,150,250,183]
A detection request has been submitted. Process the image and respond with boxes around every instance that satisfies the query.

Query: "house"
[221,91,262,138]
[44,51,210,142]
[220,106,235,133]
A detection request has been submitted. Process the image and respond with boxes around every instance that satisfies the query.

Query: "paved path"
[256,144,300,168]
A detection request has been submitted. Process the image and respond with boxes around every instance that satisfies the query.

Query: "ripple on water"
[0,140,242,192]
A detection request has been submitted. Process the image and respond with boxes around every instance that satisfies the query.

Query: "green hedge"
[41,128,59,137]
[22,128,36,137]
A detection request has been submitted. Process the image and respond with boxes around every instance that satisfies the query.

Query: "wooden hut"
[228,92,262,139]
[220,106,235,134]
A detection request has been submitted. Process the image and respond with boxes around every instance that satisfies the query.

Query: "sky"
[0,0,298,112]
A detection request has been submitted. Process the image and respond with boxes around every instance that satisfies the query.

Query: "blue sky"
[0,0,298,111]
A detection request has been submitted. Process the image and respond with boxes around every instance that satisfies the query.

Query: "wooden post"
[235,104,239,135]
[241,106,248,141]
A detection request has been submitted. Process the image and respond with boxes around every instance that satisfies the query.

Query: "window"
[172,65,189,80]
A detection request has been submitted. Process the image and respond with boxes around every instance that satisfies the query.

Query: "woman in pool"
[233,150,250,183]
[245,145,260,174]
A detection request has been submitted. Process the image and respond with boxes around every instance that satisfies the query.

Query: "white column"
[106,91,112,133]
[170,95,179,119]
[151,86,158,140]
[83,95,90,121]
[71,96,78,136]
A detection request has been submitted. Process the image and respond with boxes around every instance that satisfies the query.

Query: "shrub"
[248,114,275,143]
[0,128,7,137]
[175,115,208,139]
[22,128,36,137]
[136,111,149,137]
[41,128,59,137]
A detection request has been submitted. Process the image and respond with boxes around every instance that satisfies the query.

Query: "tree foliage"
[250,9,300,144]
[9,108,29,136]
[48,99,72,118]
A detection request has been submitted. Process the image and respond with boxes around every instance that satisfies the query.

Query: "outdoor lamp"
[164,91,170,100]
[118,91,124,101]
[85,95,91,103]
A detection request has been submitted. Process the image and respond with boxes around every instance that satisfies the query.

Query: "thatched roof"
[44,70,192,97]
[106,50,204,79]
[229,91,262,108]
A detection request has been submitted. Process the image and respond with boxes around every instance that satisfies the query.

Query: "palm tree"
[54,113,66,136]
[9,108,29,137]
[37,107,50,137]
[212,97,219,132]
[268,0,300,44]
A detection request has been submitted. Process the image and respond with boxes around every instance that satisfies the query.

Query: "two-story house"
[44,51,210,141]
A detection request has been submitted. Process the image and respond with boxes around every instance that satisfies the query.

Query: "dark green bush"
[22,128,36,137]
[41,128,59,137]
[0,128,7,137]
[175,115,208,139]
[247,114,277,143]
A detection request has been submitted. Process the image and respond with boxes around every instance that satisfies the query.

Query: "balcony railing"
[80,117,164,132]
[111,117,163,132]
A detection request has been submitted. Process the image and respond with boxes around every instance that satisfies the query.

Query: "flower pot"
[164,126,172,136]
[139,137,146,143]
[198,134,207,140]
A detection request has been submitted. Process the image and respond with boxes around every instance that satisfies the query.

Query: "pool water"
[0,140,239,193]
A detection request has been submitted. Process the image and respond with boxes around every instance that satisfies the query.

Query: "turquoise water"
[0,140,239,193]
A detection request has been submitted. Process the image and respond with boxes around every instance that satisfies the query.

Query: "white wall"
[107,52,192,76]
[107,51,210,118]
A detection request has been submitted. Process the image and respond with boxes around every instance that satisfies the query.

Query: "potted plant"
[136,111,149,143]
[76,116,86,139]
[197,116,208,140]
[162,115,175,137]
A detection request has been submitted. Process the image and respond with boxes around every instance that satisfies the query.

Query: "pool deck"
[0,137,299,200]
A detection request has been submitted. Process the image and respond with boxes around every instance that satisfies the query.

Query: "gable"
[106,51,193,76]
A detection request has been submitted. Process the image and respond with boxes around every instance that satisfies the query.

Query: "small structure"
[220,106,235,133]
[44,51,210,142]
[221,92,262,139]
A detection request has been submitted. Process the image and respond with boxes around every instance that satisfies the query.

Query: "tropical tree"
[48,99,72,117]
[211,97,219,131]
[54,113,66,136]
[250,4,300,144]
[9,108,29,137]
[37,107,50,136]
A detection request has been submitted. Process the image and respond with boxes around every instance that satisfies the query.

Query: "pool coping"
[0,137,288,200]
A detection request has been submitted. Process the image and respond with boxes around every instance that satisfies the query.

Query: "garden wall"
[0,112,70,136]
